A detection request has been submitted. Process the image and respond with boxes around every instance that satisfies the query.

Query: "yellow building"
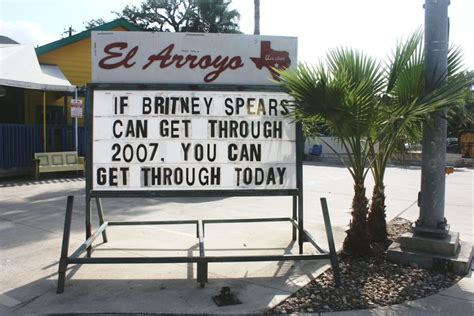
[0,19,140,173]
[34,18,141,128]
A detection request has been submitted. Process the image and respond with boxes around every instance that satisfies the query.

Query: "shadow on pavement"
[3,239,328,315]
[0,174,85,187]
[0,182,230,251]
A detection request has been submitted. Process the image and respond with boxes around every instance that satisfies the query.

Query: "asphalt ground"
[0,162,472,314]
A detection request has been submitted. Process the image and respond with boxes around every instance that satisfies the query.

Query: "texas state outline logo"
[250,41,291,80]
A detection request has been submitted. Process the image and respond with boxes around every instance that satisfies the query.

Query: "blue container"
[311,144,322,156]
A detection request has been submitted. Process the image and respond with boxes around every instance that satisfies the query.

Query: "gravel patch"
[269,217,462,314]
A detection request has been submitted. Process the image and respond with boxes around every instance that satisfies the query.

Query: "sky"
[0,0,472,69]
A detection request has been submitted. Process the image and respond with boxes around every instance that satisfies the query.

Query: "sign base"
[56,195,341,293]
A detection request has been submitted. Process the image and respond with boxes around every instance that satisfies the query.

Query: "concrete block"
[398,231,460,256]
[387,240,473,275]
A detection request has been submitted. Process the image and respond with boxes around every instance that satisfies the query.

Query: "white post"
[74,87,78,152]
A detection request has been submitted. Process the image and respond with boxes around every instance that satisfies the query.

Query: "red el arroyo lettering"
[142,44,244,82]
[98,42,138,69]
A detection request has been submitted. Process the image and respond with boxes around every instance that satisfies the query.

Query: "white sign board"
[92,32,297,85]
[92,90,296,191]
[71,98,83,118]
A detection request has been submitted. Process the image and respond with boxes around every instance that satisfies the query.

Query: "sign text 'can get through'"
[92,90,296,191]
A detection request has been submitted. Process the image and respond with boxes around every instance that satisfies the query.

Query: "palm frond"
[386,30,423,94]
[448,46,465,76]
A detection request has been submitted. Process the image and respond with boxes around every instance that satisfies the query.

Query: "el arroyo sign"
[90,32,298,192]
[92,32,297,85]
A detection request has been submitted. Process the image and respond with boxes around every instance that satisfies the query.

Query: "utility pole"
[416,0,449,237]
[254,0,260,35]
[387,0,472,275]
[63,26,75,38]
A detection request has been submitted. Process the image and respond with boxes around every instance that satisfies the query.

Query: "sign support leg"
[298,194,304,254]
[197,262,208,288]
[292,195,297,241]
[320,198,342,287]
[197,220,208,287]
[296,123,304,254]
[85,194,92,258]
[95,198,108,243]
[57,196,74,293]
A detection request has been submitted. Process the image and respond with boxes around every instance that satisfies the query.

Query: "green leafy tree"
[447,72,474,137]
[117,0,240,33]
[83,18,106,30]
[183,0,240,33]
[118,0,196,32]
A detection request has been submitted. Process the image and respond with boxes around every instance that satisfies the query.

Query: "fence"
[0,124,87,170]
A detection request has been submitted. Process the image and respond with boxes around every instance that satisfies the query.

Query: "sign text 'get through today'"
[92,90,296,191]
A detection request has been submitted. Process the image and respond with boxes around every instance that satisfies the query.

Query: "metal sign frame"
[56,83,341,293]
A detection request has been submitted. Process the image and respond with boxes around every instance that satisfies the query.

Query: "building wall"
[23,90,66,125]
[37,26,128,87]
[305,136,351,155]
[0,86,25,124]
[29,26,129,127]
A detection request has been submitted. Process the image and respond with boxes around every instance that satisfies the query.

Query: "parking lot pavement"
[0,163,472,314]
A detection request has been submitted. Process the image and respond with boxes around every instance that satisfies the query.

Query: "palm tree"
[367,32,471,242]
[278,38,471,255]
[366,32,425,242]
[278,49,385,255]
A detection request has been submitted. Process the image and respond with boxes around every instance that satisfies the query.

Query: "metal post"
[85,195,92,257]
[63,95,68,150]
[320,198,342,288]
[417,0,450,237]
[296,123,304,253]
[254,0,260,35]
[74,88,78,152]
[292,195,297,241]
[85,86,93,257]
[95,198,108,243]
[43,91,46,152]
[197,220,208,287]
[57,196,74,293]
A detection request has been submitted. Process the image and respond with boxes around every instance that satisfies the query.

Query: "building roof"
[0,44,74,92]
[35,18,141,56]
[0,36,19,44]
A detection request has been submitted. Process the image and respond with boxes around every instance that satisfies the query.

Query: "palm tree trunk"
[254,0,260,35]
[343,180,371,255]
[367,183,388,242]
